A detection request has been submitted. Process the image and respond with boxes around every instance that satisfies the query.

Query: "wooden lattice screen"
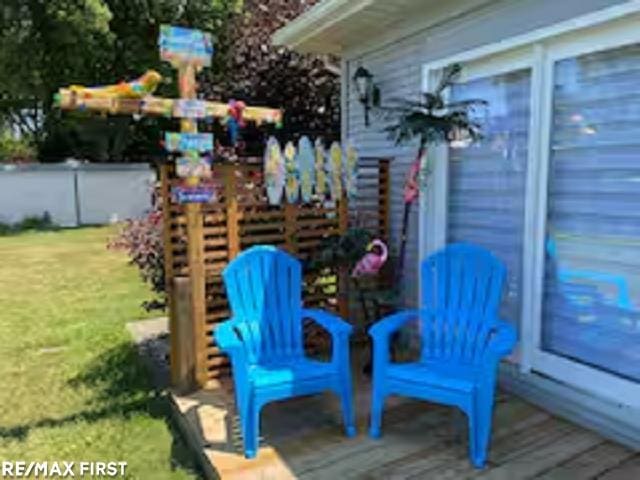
[161,157,390,389]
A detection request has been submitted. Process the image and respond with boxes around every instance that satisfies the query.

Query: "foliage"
[0,131,36,163]
[307,228,373,272]
[108,203,166,311]
[376,64,488,150]
[0,227,197,478]
[0,212,58,236]
[203,0,340,148]
[0,0,240,162]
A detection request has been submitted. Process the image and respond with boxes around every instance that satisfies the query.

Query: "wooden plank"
[596,455,640,480]
[284,203,297,253]
[338,191,349,319]
[475,419,603,480]
[534,442,635,480]
[223,166,240,261]
[379,159,391,240]
[356,397,547,480]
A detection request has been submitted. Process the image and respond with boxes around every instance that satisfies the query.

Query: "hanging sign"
[172,183,216,204]
[159,25,213,67]
[173,99,207,118]
[164,132,213,152]
[176,151,211,178]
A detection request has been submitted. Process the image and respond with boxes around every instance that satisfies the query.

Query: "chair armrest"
[369,309,421,340]
[214,320,243,353]
[302,308,353,336]
[302,308,352,367]
[487,320,516,358]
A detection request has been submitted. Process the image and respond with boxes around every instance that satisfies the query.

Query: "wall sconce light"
[352,66,380,127]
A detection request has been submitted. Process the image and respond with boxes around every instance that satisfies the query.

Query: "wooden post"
[171,276,195,392]
[178,63,208,388]
[337,192,349,319]
[284,203,297,254]
[223,165,240,260]
[379,159,390,240]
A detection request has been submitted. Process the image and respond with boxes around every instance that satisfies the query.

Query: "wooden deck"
[170,374,639,479]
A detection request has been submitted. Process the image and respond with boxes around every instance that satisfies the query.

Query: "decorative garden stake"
[377,63,487,288]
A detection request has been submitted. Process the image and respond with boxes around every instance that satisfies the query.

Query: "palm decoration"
[375,63,488,288]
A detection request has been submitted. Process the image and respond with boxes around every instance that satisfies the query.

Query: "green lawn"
[0,227,199,479]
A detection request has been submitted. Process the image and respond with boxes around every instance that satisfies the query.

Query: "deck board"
[533,442,636,480]
[170,376,634,480]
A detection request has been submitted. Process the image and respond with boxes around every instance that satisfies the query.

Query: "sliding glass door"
[536,41,640,393]
[424,17,640,407]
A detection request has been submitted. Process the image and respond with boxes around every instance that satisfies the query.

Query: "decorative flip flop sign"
[314,138,327,198]
[298,136,315,203]
[264,137,285,206]
[262,136,358,205]
[284,141,299,203]
[329,141,343,203]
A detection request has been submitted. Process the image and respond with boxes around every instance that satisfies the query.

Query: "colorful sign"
[176,151,211,178]
[172,184,216,204]
[159,25,213,66]
[164,132,213,153]
[173,99,207,118]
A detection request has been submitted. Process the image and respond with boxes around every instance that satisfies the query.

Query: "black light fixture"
[352,66,379,127]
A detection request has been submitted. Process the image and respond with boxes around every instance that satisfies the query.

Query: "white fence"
[0,162,156,227]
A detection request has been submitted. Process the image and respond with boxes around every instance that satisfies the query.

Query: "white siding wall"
[344,0,627,306]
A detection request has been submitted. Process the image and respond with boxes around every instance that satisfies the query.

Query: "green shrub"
[0,131,36,163]
[0,212,58,235]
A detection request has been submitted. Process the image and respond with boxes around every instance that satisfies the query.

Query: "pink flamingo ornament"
[352,239,389,277]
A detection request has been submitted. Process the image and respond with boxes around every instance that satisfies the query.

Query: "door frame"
[420,6,640,408]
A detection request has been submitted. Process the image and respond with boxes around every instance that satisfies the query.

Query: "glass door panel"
[448,69,531,332]
[542,43,640,382]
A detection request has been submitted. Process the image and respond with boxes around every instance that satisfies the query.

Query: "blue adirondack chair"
[214,245,356,458]
[368,243,516,468]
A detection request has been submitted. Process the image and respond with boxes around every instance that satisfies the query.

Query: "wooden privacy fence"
[161,157,390,389]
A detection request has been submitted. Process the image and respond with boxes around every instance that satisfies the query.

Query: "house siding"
[343,0,626,307]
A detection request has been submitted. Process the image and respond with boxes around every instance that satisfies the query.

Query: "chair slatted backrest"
[420,243,506,365]
[222,246,303,364]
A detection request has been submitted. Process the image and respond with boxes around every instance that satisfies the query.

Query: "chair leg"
[339,376,356,437]
[242,398,260,459]
[369,388,385,439]
[468,389,494,468]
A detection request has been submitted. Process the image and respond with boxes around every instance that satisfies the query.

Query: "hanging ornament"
[264,136,285,206]
[298,136,315,203]
[328,141,342,202]
[284,141,299,203]
[314,138,327,199]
